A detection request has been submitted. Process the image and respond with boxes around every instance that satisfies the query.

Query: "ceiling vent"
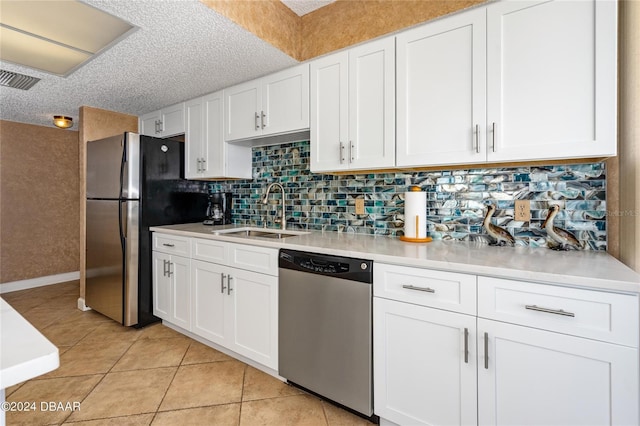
[0,69,40,90]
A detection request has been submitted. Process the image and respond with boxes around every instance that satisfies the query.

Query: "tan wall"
[618,0,640,272]
[79,107,138,300]
[202,0,487,61]
[202,0,301,59]
[0,120,79,284]
[300,0,485,60]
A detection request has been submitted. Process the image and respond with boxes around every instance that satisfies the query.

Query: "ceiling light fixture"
[0,1,137,77]
[53,115,73,129]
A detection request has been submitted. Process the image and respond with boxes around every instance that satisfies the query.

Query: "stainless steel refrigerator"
[85,132,208,327]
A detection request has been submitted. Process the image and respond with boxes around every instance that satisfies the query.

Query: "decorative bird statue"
[483,204,515,246]
[542,205,582,250]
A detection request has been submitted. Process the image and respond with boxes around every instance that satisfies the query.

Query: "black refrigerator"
[85,132,208,327]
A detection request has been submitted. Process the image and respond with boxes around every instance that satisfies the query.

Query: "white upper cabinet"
[140,102,185,138]
[311,37,395,172]
[486,0,617,162]
[185,98,205,179]
[397,8,486,167]
[396,0,616,168]
[224,64,309,142]
[185,92,251,180]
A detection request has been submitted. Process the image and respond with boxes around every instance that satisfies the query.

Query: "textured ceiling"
[0,0,301,130]
[281,0,336,16]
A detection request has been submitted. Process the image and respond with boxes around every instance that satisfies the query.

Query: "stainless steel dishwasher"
[278,249,374,418]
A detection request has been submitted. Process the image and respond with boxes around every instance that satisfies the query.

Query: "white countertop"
[0,298,59,389]
[151,223,640,294]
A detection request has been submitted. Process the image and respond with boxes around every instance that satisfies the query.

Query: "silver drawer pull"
[402,284,435,293]
[162,243,175,247]
[525,305,575,317]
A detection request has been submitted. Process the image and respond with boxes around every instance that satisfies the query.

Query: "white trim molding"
[0,271,80,294]
[77,297,92,312]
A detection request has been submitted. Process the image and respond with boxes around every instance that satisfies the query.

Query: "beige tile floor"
[2,281,375,425]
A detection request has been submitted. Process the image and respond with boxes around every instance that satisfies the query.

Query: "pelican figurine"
[542,205,582,250]
[483,204,515,246]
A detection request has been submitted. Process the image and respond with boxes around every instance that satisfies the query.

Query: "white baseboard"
[0,271,80,294]
[77,297,92,311]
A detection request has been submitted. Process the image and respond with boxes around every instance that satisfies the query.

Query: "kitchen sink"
[213,227,309,239]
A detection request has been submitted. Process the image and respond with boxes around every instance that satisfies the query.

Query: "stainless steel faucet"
[262,183,286,230]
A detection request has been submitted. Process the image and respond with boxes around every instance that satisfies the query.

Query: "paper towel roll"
[404,188,427,239]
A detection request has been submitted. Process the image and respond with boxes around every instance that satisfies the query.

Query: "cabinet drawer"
[192,238,228,264]
[478,277,639,347]
[374,263,477,315]
[153,233,191,256]
[229,243,278,276]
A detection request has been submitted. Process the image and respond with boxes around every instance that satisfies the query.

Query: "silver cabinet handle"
[464,328,469,364]
[339,142,345,164]
[402,284,435,293]
[155,120,161,134]
[255,112,260,130]
[163,259,168,277]
[227,276,233,295]
[474,124,480,153]
[221,273,227,294]
[525,305,575,317]
[201,158,205,172]
[350,141,355,163]
[196,158,201,173]
[491,122,496,152]
[484,332,489,369]
[261,111,266,129]
[162,243,175,247]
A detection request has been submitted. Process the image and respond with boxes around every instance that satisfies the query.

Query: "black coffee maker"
[204,192,232,225]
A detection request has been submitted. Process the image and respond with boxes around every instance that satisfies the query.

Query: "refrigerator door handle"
[120,201,128,242]
[119,136,127,199]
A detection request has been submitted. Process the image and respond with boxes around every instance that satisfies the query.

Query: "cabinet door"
[224,80,261,141]
[310,51,349,172]
[348,37,395,170]
[374,297,477,426]
[262,64,309,136]
[397,7,486,167]
[152,251,171,321]
[202,91,223,177]
[486,0,617,162]
[227,267,278,369]
[478,318,639,426]
[185,97,204,179]
[168,254,191,330]
[160,103,185,137]
[140,111,161,136]
[191,260,228,345]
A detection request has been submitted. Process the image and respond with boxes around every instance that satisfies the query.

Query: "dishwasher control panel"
[279,249,373,283]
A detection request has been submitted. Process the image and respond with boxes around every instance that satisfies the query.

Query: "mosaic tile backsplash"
[208,141,607,250]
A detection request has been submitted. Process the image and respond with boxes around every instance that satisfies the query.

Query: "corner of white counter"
[0,298,59,425]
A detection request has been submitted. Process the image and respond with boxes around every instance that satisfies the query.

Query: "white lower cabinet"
[191,259,278,369]
[152,251,190,330]
[374,297,477,426]
[152,233,278,370]
[191,259,226,344]
[374,263,640,426]
[478,318,638,426]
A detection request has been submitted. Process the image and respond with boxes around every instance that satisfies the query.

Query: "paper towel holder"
[400,185,432,243]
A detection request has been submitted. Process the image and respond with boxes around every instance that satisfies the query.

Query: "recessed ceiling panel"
[0,0,135,76]
[1,0,134,53]
[0,26,91,76]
